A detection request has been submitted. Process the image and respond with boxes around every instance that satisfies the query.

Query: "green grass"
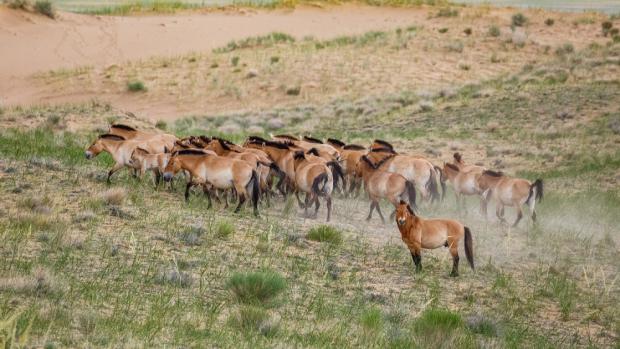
[34,0,55,18]
[226,271,287,306]
[305,225,343,245]
[214,32,295,53]
[127,80,147,92]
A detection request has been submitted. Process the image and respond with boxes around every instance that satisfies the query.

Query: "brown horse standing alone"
[395,201,474,277]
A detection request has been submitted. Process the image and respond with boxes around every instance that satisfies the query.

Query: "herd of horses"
[85,124,544,276]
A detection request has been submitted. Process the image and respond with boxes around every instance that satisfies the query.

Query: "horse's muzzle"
[84,151,93,160]
[163,172,173,182]
[397,219,406,226]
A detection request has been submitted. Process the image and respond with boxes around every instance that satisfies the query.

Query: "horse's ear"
[399,200,407,205]
[406,204,415,215]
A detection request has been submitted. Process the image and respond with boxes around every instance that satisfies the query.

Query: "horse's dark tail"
[434,165,447,201]
[326,161,345,193]
[249,170,260,216]
[405,180,417,212]
[426,168,440,203]
[464,227,474,270]
[526,179,544,206]
[311,172,329,197]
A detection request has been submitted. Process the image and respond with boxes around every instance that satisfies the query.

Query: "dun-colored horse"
[442,163,488,214]
[358,155,417,223]
[395,201,474,277]
[478,170,543,227]
[108,124,177,150]
[292,151,335,221]
[163,150,260,216]
[128,147,171,187]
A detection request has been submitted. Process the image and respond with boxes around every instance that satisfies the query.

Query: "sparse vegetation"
[436,7,458,18]
[488,25,500,37]
[602,21,613,36]
[127,80,147,92]
[511,13,528,27]
[226,271,287,305]
[33,0,54,18]
[101,187,127,206]
[306,225,343,244]
[545,18,555,26]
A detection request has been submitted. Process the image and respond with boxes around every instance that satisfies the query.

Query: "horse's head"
[395,200,415,227]
[85,134,124,159]
[163,155,182,182]
[128,147,149,168]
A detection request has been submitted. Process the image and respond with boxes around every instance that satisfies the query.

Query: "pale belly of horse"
[208,169,234,188]
[421,227,448,249]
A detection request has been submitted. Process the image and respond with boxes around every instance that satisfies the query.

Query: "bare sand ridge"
[0,4,610,120]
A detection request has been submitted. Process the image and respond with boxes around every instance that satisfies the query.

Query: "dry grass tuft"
[0,267,57,295]
[101,188,127,206]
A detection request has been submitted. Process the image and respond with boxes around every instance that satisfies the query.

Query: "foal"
[128,147,172,187]
[395,201,474,277]
[478,170,543,227]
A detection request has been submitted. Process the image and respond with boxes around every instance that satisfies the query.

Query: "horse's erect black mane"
[445,163,460,172]
[343,144,365,150]
[274,134,299,141]
[110,124,137,131]
[174,149,209,156]
[99,134,126,141]
[373,139,394,150]
[370,147,396,154]
[303,136,323,144]
[327,138,346,147]
[483,170,504,177]
[306,148,320,156]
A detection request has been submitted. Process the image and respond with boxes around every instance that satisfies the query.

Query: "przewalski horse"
[163,150,260,216]
[327,139,366,197]
[292,151,335,221]
[85,134,169,183]
[244,137,299,195]
[442,163,488,215]
[478,170,543,227]
[357,155,417,223]
[108,124,177,151]
[395,201,474,277]
[271,134,340,161]
[206,138,284,205]
[366,147,440,204]
[128,147,171,187]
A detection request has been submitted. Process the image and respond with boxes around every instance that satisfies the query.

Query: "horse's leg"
[202,185,213,209]
[375,202,386,224]
[234,190,247,213]
[410,250,422,272]
[496,203,506,224]
[184,182,193,202]
[296,191,305,209]
[106,163,124,184]
[449,238,460,277]
[512,204,523,227]
[312,195,320,218]
[366,201,376,221]
[389,197,399,221]
[304,193,312,217]
[326,196,332,222]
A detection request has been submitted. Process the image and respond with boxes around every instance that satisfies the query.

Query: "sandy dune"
[0,5,428,79]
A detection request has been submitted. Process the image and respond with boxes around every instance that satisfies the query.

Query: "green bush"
[231,56,240,67]
[306,225,342,245]
[127,80,147,92]
[34,0,54,18]
[227,270,287,305]
[488,25,500,37]
[511,13,528,27]
[602,21,613,36]
[6,0,30,10]
[413,308,463,335]
[214,220,234,239]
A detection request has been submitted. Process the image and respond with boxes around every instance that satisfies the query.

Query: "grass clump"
[227,270,287,305]
[602,21,613,36]
[34,0,54,18]
[231,56,240,67]
[360,307,383,332]
[545,18,555,26]
[555,43,574,56]
[214,220,235,239]
[215,32,295,53]
[5,0,30,10]
[488,25,500,37]
[413,308,463,335]
[436,7,458,17]
[127,80,147,92]
[155,120,167,130]
[101,188,127,206]
[306,225,343,245]
[228,305,278,336]
[511,13,528,28]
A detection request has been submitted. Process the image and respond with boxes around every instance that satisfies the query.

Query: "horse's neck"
[102,140,123,158]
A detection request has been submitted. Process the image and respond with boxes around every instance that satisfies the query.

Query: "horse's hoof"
[449,272,459,277]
